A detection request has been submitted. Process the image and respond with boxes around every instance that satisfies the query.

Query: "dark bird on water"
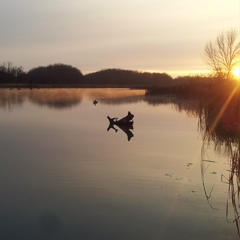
[93,100,98,105]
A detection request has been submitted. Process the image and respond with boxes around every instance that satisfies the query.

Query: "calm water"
[0,88,238,240]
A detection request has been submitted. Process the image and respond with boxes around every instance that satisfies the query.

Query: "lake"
[0,88,239,240]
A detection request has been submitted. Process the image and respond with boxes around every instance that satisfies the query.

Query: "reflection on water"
[198,85,240,236]
[0,88,204,112]
[38,213,61,236]
[107,111,134,141]
[1,88,240,239]
[153,86,240,236]
[0,88,146,110]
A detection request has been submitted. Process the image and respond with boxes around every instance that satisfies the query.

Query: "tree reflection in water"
[0,88,146,110]
[198,83,240,235]
[0,89,84,110]
[146,83,240,235]
[1,86,240,233]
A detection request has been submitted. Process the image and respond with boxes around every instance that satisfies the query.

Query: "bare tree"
[0,61,24,77]
[203,29,240,80]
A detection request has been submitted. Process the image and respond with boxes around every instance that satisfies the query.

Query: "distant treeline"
[0,63,84,85]
[1,62,236,94]
[84,69,173,86]
[28,64,84,85]
[0,62,26,84]
[0,62,174,87]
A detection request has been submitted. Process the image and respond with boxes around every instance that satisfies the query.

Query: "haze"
[0,0,239,77]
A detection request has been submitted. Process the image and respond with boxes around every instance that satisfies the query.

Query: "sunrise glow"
[233,67,240,79]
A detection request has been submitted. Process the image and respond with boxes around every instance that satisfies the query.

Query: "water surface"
[0,88,238,239]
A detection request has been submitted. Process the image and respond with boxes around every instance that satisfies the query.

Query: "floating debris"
[93,100,98,105]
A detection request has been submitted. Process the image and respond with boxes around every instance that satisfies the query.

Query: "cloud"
[0,0,238,74]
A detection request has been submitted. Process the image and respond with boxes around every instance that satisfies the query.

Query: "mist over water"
[0,88,239,239]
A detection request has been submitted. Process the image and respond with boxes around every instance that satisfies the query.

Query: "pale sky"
[0,0,239,77]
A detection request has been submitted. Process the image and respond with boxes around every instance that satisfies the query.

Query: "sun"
[233,67,240,79]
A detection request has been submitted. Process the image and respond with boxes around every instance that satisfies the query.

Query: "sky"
[0,0,239,77]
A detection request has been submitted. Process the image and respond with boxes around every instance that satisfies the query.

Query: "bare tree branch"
[203,29,240,80]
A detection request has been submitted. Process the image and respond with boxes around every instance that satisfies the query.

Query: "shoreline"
[0,84,152,89]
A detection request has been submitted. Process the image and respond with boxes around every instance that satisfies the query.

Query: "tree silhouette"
[0,62,25,83]
[203,29,240,80]
[84,68,173,86]
[28,64,84,85]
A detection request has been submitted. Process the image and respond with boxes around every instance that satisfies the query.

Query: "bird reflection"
[107,111,134,141]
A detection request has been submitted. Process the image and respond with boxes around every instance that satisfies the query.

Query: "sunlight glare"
[233,67,240,79]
